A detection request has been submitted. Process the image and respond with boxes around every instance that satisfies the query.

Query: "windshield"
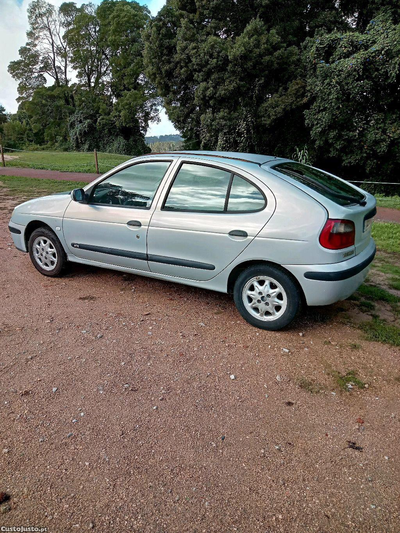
[272,162,365,206]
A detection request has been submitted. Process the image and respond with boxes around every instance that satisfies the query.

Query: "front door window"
[91,161,171,208]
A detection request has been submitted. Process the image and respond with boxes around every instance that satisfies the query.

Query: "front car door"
[147,159,275,282]
[63,159,174,271]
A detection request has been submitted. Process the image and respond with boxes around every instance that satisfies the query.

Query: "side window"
[227,175,266,212]
[91,161,171,208]
[164,163,231,212]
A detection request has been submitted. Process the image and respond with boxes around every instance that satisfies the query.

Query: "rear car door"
[147,160,275,281]
[63,160,174,270]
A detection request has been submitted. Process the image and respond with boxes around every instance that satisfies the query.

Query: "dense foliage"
[304,11,400,182]
[3,0,399,184]
[143,0,400,183]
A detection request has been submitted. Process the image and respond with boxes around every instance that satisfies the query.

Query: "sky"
[0,0,179,136]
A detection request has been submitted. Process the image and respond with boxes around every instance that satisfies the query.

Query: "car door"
[63,159,174,271]
[147,160,275,281]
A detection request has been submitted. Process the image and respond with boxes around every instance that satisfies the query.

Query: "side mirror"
[72,188,86,203]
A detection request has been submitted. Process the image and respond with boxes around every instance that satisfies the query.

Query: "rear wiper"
[281,169,367,206]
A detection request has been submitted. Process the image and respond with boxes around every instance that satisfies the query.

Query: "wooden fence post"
[94,149,99,174]
[0,141,5,168]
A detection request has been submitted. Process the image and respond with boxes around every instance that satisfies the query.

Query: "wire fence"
[348,181,400,196]
[1,144,399,195]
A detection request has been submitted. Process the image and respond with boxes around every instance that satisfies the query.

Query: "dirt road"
[1,194,399,532]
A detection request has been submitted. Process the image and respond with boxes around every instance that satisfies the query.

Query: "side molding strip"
[71,243,215,271]
[148,254,215,271]
[71,243,147,261]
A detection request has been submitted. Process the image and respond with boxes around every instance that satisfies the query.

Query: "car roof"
[142,150,281,166]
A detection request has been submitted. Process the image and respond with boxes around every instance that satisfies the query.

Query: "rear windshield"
[272,162,365,206]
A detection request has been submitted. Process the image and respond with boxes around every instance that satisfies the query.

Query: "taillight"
[319,219,355,250]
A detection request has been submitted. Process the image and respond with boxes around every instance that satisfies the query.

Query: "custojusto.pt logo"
[0,526,47,533]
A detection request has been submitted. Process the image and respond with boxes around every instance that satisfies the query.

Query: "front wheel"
[28,227,67,277]
[233,265,301,330]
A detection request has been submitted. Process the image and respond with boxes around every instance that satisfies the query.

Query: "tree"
[64,3,110,92]
[23,85,75,147]
[64,0,156,154]
[97,0,159,136]
[67,90,150,154]
[8,0,156,155]
[143,0,344,155]
[339,0,400,31]
[8,0,73,100]
[1,109,32,149]
[304,10,400,182]
[0,104,7,126]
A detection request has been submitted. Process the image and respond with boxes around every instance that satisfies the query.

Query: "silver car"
[8,151,376,330]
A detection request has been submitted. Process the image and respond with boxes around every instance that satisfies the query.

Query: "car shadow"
[62,262,350,331]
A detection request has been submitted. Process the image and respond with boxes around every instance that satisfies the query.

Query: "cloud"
[0,0,29,112]
[147,108,178,136]
[0,0,177,134]
[0,0,86,113]
[145,0,166,15]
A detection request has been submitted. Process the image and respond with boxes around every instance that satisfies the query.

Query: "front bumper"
[284,240,376,306]
[8,222,27,252]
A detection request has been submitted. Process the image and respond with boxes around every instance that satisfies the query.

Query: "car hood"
[12,192,72,218]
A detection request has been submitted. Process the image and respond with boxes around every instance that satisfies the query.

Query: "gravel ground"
[1,194,399,533]
[375,207,400,224]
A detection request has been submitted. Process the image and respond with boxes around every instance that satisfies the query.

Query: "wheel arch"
[227,260,306,304]
[24,220,55,248]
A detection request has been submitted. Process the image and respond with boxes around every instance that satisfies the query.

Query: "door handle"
[229,230,248,238]
[127,220,142,227]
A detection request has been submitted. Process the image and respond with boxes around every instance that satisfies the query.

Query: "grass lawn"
[359,318,400,346]
[0,175,88,197]
[358,220,400,346]
[375,194,400,210]
[370,221,400,290]
[4,150,131,174]
[372,221,400,253]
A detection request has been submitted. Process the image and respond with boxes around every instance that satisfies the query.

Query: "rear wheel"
[28,227,67,277]
[233,265,301,330]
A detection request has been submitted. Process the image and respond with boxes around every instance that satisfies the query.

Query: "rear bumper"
[284,240,376,306]
[8,222,27,252]
[304,246,376,281]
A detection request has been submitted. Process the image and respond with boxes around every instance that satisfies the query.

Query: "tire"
[233,264,301,330]
[28,227,67,277]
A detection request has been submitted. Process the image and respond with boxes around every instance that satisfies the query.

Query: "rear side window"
[164,163,232,212]
[227,176,265,212]
[163,163,266,213]
[272,162,365,206]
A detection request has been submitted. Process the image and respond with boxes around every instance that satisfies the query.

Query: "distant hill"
[145,135,183,145]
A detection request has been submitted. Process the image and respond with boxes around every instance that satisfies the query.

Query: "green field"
[0,175,88,197]
[4,151,131,174]
[375,194,400,210]
[372,221,400,254]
